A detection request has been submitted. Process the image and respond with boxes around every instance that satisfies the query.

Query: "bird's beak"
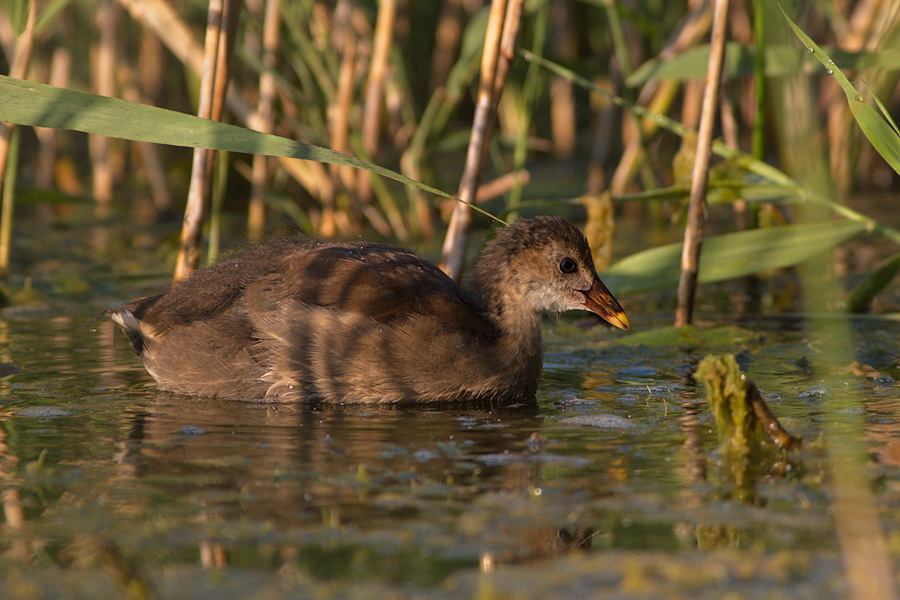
[582,278,630,330]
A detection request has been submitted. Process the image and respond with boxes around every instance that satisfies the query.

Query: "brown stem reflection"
[679,400,706,490]
[0,417,27,562]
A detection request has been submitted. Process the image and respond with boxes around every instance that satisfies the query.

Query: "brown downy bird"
[108,216,629,404]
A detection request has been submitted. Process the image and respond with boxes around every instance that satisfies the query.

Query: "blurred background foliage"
[0,0,898,269]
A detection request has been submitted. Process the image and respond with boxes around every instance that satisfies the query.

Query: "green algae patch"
[695,354,802,501]
[697,354,765,455]
[695,354,800,454]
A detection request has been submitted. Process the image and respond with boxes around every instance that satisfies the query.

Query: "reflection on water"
[0,306,899,597]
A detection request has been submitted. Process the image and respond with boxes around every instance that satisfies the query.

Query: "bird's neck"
[471,275,543,364]
[466,262,545,399]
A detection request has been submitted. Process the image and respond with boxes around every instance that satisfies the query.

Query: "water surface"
[2,293,899,598]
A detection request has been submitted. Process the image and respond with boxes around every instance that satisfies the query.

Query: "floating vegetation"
[695,353,801,455]
[695,353,802,501]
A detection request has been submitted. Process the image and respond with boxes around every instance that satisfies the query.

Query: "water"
[2,291,900,598]
[1,206,899,597]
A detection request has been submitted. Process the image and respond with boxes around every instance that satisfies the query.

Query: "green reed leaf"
[601,221,867,295]
[627,42,900,86]
[0,75,507,222]
[780,5,900,176]
[845,250,900,313]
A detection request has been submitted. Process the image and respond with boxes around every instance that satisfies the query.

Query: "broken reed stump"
[694,354,801,502]
[695,353,801,454]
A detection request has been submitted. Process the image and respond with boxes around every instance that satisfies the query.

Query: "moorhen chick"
[109,216,629,403]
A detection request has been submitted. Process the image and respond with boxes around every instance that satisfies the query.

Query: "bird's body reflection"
[113,393,596,571]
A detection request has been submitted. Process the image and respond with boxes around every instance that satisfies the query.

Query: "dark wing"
[125,239,321,333]
[248,243,495,335]
[119,239,495,338]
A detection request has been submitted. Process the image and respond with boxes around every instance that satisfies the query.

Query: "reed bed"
[0,0,898,304]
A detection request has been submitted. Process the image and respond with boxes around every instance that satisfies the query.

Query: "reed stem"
[0,0,34,276]
[173,0,223,280]
[441,0,523,281]
[675,0,730,327]
[247,0,280,240]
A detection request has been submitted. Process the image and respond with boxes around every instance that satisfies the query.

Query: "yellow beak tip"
[613,312,631,331]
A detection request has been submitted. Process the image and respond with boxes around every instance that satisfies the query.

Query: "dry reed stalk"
[121,78,172,216]
[202,0,241,203]
[439,0,509,279]
[116,0,201,70]
[247,0,280,240]
[89,0,120,218]
[120,0,343,213]
[609,81,680,194]
[728,0,752,41]
[399,86,442,239]
[844,0,885,49]
[675,0,730,327]
[134,139,171,215]
[0,10,13,59]
[325,21,358,237]
[210,0,241,125]
[36,47,71,190]
[609,1,712,194]
[586,80,617,194]
[429,0,465,94]
[0,0,35,276]
[357,0,397,209]
[588,0,635,194]
[313,0,332,48]
[494,1,524,107]
[133,33,170,214]
[173,0,225,281]
[278,158,331,201]
[720,89,752,232]
[549,0,576,158]
[116,0,251,123]
[440,0,523,281]
[137,30,165,99]
[680,80,704,129]
[475,170,530,204]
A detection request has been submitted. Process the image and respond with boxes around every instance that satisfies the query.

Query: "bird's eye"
[558,257,577,274]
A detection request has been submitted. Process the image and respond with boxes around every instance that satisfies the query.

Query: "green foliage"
[845,250,900,313]
[0,74,501,224]
[3,1,898,307]
[695,354,767,456]
[779,7,900,309]
[601,221,867,295]
[627,42,900,86]
[780,6,900,176]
